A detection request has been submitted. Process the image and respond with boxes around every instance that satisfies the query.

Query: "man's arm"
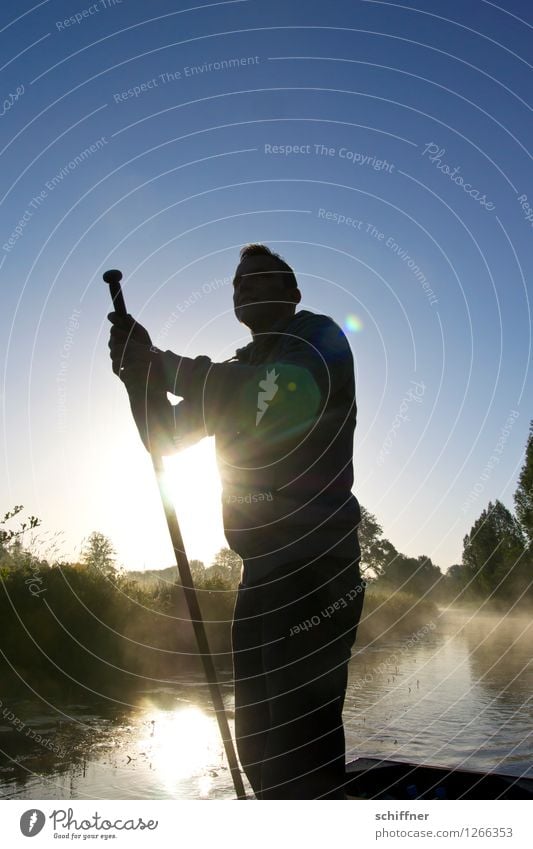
[126,383,208,456]
[158,314,352,436]
[107,313,208,455]
[111,312,353,443]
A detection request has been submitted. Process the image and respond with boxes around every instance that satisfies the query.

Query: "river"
[1,606,531,799]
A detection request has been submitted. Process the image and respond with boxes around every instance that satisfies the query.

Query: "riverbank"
[0,563,439,701]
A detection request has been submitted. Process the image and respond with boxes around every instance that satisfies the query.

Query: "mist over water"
[344,607,532,778]
[0,606,530,798]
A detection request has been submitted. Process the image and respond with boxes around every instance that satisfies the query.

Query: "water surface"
[1,607,531,799]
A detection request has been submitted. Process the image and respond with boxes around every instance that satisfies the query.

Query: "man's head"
[233,244,301,333]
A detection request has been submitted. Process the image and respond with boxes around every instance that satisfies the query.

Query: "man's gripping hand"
[108,312,165,391]
[108,312,152,349]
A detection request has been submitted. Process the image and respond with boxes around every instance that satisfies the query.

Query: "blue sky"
[1,0,531,572]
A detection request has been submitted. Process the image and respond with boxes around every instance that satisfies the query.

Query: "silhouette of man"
[108,244,365,798]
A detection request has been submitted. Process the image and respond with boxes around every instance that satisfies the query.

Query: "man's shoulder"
[233,311,351,364]
[287,310,352,356]
[289,309,340,331]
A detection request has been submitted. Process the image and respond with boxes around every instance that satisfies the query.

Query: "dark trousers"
[231,555,365,799]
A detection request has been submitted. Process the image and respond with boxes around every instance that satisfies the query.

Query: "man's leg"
[259,559,365,799]
[232,582,270,797]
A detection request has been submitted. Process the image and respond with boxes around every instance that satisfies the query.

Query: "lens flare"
[345,313,363,333]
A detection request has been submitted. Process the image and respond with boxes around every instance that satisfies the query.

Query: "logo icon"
[20,809,45,837]
[256,368,279,425]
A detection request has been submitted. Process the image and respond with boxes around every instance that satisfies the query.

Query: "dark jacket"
[132,310,361,582]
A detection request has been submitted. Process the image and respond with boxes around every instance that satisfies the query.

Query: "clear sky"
[1,0,531,573]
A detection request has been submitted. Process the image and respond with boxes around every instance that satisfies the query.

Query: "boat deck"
[344,757,533,800]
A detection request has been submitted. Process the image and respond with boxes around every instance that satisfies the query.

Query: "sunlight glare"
[139,706,222,792]
[163,438,226,565]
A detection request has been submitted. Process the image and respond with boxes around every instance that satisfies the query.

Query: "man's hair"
[239,243,298,289]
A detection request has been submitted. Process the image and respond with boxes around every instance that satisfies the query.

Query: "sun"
[162,437,227,565]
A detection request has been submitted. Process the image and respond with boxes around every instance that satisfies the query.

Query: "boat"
[344,757,533,799]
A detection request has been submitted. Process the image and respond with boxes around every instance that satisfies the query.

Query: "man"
[108,244,365,799]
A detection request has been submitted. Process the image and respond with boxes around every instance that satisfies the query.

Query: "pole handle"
[103,269,127,317]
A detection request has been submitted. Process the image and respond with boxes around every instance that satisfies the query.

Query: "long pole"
[103,269,246,799]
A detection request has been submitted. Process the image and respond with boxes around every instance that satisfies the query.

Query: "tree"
[189,559,206,583]
[357,505,398,580]
[0,506,43,571]
[444,563,469,600]
[462,500,526,599]
[208,548,242,588]
[514,419,533,546]
[2,538,27,570]
[81,531,118,578]
[380,552,442,597]
[0,505,40,550]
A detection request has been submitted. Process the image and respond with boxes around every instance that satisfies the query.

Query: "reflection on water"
[138,704,222,796]
[0,608,531,798]
[344,608,532,778]
[0,678,240,800]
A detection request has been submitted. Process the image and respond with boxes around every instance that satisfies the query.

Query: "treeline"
[357,418,533,607]
[0,525,241,700]
[0,528,435,701]
[446,420,532,604]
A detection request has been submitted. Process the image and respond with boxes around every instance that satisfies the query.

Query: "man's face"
[232,255,299,331]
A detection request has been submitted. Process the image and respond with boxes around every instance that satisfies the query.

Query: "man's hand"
[107,311,152,348]
[108,312,165,391]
